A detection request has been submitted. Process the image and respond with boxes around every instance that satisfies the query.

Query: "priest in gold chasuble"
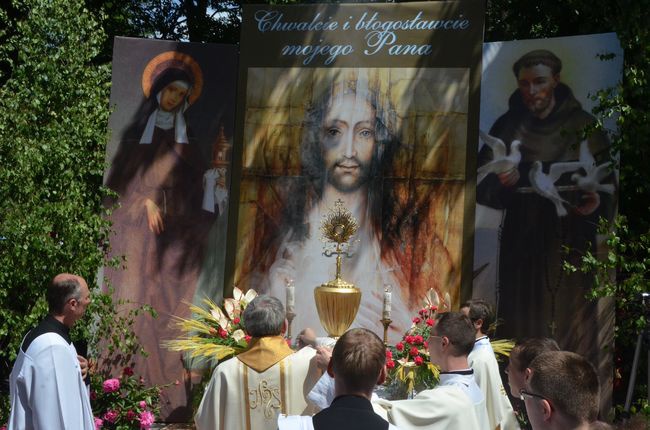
[195,296,319,430]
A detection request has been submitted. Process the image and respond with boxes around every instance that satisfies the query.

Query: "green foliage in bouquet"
[164,287,257,363]
[383,289,447,398]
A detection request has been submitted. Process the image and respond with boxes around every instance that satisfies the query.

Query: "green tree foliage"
[0,0,112,417]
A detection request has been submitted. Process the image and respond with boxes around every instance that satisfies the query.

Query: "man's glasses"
[519,389,548,403]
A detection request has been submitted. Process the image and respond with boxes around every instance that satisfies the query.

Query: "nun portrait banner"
[226,1,485,342]
[102,37,237,421]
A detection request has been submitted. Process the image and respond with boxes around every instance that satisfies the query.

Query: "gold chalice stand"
[314,200,361,338]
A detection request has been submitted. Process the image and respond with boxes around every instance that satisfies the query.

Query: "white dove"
[571,140,615,194]
[477,130,522,184]
[529,160,588,217]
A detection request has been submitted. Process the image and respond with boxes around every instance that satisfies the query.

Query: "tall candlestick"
[382,285,392,320]
[285,279,297,346]
[286,279,295,314]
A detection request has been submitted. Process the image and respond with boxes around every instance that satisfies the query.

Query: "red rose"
[233,317,241,325]
[409,346,419,357]
[426,318,435,327]
[218,328,228,338]
[414,335,424,345]
[396,342,404,351]
[386,360,395,369]
[122,366,134,376]
[430,305,438,312]
[412,317,421,324]
[386,350,393,359]
[245,335,252,342]
[424,341,429,348]
[419,308,427,316]
[405,335,413,344]
[414,356,424,366]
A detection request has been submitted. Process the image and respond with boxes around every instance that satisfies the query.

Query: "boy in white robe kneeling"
[279,328,398,430]
[374,311,491,430]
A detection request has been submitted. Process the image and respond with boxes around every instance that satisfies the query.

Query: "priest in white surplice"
[374,312,491,430]
[8,273,95,430]
[462,299,520,430]
[195,295,320,430]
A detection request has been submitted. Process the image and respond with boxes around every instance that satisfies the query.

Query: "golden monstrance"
[313,199,362,338]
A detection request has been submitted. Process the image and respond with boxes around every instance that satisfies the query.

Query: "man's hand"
[297,328,316,349]
[144,198,164,234]
[78,355,89,379]
[315,346,332,372]
[575,191,601,216]
[497,167,520,187]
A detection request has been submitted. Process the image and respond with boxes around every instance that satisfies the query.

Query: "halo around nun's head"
[141,51,203,105]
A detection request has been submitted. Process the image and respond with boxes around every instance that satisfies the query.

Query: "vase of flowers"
[383,301,441,399]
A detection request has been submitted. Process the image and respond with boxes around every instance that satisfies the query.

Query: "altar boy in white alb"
[461,299,519,430]
[8,273,95,430]
[195,295,320,430]
[374,312,490,430]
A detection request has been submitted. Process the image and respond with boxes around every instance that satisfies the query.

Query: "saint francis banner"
[473,33,622,411]
[103,37,237,420]
[226,2,485,342]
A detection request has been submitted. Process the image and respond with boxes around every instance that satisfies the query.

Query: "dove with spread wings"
[529,160,589,217]
[477,130,522,184]
[570,140,615,194]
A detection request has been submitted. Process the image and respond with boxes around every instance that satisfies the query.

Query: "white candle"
[383,287,392,319]
[286,281,295,313]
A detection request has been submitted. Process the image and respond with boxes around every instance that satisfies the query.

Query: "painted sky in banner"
[226,1,485,342]
[103,37,237,421]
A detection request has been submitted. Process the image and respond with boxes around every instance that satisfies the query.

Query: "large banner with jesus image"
[472,33,622,411]
[225,1,484,342]
[102,37,237,421]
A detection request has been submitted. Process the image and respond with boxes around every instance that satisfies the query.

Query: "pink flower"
[123,366,134,376]
[409,346,419,357]
[94,417,103,429]
[414,356,424,366]
[139,410,155,429]
[414,335,424,345]
[426,318,435,327]
[126,410,137,421]
[103,410,119,423]
[386,360,395,369]
[395,342,404,351]
[102,378,120,393]
[429,305,438,312]
[174,379,180,385]
[139,400,147,409]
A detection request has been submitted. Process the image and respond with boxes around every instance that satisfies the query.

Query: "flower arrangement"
[164,287,258,362]
[91,367,168,430]
[383,289,446,399]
